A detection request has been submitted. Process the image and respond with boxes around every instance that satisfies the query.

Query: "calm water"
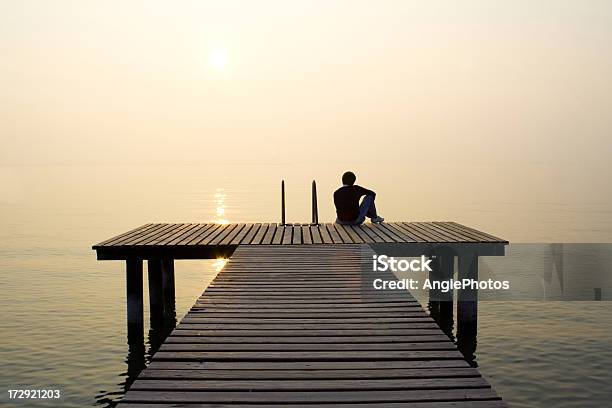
[1,164,611,407]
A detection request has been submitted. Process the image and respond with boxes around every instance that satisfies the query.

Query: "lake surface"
[1,164,611,407]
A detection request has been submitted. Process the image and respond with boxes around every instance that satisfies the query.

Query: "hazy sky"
[1,0,611,167]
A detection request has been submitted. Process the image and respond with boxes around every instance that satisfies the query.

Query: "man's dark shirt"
[333,185,375,222]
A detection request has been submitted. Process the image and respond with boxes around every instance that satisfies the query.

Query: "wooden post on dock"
[428,249,455,337]
[457,252,478,323]
[457,251,478,364]
[161,258,175,315]
[438,251,455,336]
[126,257,143,326]
[281,180,286,225]
[147,258,164,322]
[124,257,146,389]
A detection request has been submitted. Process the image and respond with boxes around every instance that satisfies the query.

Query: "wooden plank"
[408,222,451,242]
[191,224,224,245]
[164,335,449,344]
[114,224,169,245]
[171,329,450,337]
[382,223,423,242]
[358,224,386,243]
[193,301,420,308]
[272,225,284,245]
[261,224,277,245]
[318,225,332,243]
[95,223,154,246]
[187,223,222,245]
[220,223,249,245]
[125,223,179,246]
[207,224,238,245]
[168,223,206,245]
[138,367,481,379]
[366,224,398,242]
[425,222,476,242]
[143,223,188,245]
[149,223,194,245]
[159,342,455,351]
[321,223,340,243]
[111,223,164,246]
[301,225,312,244]
[240,223,261,244]
[121,388,500,403]
[292,225,302,245]
[310,225,322,244]
[281,225,294,245]
[152,350,463,360]
[375,223,415,242]
[200,294,416,300]
[106,223,167,246]
[448,222,506,242]
[229,223,254,245]
[175,322,441,330]
[130,377,490,391]
[248,223,267,244]
[118,400,508,408]
[189,306,425,313]
[348,224,372,243]
[195,298,418,304]
[147,360,471,370]
[331,224,352,243]
[181,316,433,324]
[390,222,431,242]
[158,223,202,245]
[172,224,214,246]
[432,222,482,242]
[339,224,363,243]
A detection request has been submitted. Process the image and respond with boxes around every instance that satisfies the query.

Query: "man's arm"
[356,185,376,198]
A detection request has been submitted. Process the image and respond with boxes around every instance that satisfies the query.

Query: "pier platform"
[93,221,508,406]
[93,222,507,260]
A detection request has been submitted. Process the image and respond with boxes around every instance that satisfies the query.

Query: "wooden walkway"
[117,245,506,407]
[93,222,507,260]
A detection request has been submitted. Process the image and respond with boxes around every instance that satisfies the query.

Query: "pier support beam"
[125,263,146,394]
[457,252,478,365]
[428,249,455,338]
[438,252,455,337]
[147,258,164,323]
[126,257,144,326]
[161,258,176,320]
[457,252,478,322]
[125,257,144,354]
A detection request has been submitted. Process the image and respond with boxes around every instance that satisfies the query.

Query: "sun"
[209,48,228,70]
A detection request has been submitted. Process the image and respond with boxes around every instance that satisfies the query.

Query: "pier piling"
[147,258,164,322]
[125,257,143,326]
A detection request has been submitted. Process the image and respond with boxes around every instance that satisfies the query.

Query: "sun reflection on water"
[213,258,228,272]
[213,188,229,224]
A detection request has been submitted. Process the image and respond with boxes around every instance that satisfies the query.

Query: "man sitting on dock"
[334,171,384,225]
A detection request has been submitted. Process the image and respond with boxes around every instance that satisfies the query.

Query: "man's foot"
[371,216,384,223]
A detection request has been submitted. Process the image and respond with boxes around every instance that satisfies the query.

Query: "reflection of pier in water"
[476,243,612,301]
[93,222,508,406]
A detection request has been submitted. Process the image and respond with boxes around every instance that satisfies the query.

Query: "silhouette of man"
[334,171,384,225]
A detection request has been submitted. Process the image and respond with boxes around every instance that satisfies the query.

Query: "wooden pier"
[93,222,508,407]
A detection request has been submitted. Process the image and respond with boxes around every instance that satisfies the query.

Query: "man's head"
[342,171,356,186]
